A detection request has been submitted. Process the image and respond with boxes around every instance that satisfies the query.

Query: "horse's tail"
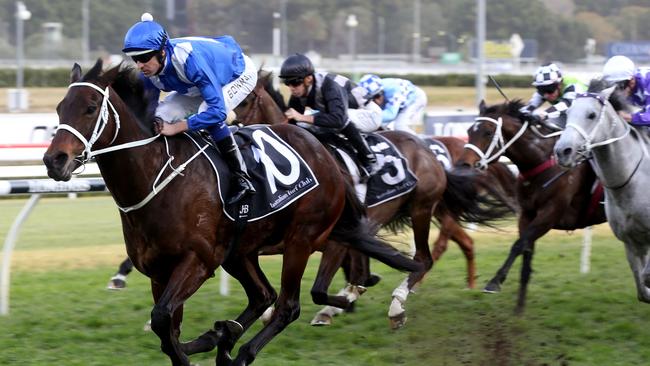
[329,179,422,273]
[438,168,515,227]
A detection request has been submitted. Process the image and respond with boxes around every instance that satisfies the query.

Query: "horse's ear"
[600,85,616,100]
[479,99,487,114]
[70,63,82,83]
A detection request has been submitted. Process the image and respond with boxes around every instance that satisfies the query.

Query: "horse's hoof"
[106,278,126,290]
[310,313,332,326]
[483,281,501,294]
[389,312,407,330]
[365,273,382,287]
[143,319,152,332]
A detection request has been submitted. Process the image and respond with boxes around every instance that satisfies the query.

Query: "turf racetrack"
[1,196,649,365]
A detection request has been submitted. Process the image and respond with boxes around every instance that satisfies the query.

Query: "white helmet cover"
[602,55,635,83]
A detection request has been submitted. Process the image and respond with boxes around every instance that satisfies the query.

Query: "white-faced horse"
[554,80,650,303]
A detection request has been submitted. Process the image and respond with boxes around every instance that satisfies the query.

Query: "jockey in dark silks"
[279,53,379,180]
[122,13,257,205]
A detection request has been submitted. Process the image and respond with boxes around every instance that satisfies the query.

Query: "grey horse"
[554,80,650,303]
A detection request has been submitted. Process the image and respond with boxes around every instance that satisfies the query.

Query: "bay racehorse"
[235,74,514,328]
[42,60,422,366]
[457,100,607,313]
[555,79,650,303]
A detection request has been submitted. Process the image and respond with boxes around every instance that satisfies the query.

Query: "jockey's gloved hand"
[523,112,543,125]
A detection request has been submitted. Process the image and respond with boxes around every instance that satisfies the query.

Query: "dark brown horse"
[457,100,606,313]
[235,74,514,328]
[42,60,422,366]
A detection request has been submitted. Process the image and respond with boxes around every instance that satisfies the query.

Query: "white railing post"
[580,226,592,274]
[1,193,40,315]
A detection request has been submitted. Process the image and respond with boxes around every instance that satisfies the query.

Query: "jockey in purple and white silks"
[122,13,257,205]
[602,55,650,126]
[519,63,587,130]
[358,74,428,135]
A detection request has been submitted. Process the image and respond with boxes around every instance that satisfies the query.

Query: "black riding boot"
[341,123,377,178]
[216,135,256,205]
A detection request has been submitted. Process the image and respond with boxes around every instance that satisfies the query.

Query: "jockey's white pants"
[155,54,257,123]
[388,86,428,135]
[348,101,383,133]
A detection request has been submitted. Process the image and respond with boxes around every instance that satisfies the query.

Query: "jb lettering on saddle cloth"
[186,125,319,221]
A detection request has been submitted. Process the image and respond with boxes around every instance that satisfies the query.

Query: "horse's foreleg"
[623,240,650,303]
[483,237,527,294]
[515,242,536,314]
[150,254,211,366]
[201,256,277,365]
[232,242,312,366]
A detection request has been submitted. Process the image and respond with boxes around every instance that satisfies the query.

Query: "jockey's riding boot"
[216,135,256,205]
[341,123,378,179]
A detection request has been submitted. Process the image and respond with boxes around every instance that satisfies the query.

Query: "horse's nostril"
[561,147,572,157]
[45,152,69,169]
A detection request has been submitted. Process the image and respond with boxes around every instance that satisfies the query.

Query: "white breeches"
[390,87,427,135]
[155,54,257,123]
[348,101,383,133]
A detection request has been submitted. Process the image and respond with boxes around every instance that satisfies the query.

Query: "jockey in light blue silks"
[602,55,650,126]
[358,74,428,135]
[122,13,257,205]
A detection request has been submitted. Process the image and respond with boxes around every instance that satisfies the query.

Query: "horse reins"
[57,81,210,213]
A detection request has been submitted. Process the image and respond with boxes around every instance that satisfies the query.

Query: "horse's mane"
[82,59,156,128]
[586,78,631,112]
[483,99,528,121]
[258,70,287,111]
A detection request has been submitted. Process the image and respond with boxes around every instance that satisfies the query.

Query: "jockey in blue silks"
[358,74,428,135]
[122,13,257,205]
[602,55,650,126]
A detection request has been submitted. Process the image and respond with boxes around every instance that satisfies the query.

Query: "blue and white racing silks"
[148,35,246,131]
[379,78,418,123]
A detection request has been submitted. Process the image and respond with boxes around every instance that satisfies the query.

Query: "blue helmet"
[358,74,384,99]
[122,13,168,56]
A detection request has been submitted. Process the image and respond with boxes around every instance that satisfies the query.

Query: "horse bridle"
[566,92,641,189]
[57,81,159,164]
[56,81,209,213]
[565,93,631,152]
[464,116,529,170]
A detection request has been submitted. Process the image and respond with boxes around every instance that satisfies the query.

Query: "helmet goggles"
[282,77,304,87]
[131,51,158,64]
[536,83,558,95]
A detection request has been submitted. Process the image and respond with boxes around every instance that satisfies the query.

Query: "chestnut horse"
[235,74,514,328]
[42,60,422,366]
[457,100,606,313]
